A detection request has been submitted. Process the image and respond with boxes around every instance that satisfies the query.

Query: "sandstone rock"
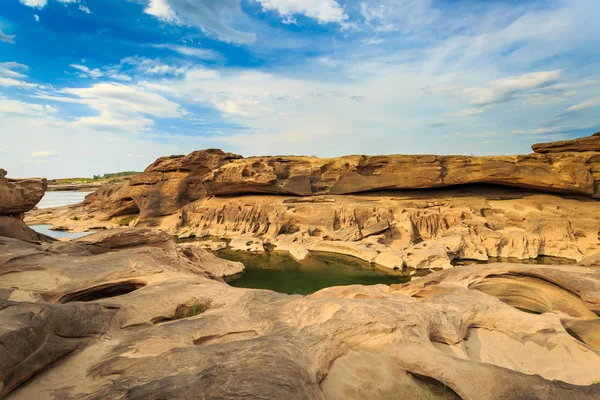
[229,234,265,252]
[532,132,600,153]
[0,216,53,243]
[84,149,241,220]
[289,242,310,261]
[178,244,245,278]
[204,152,600,199]
[0,172,47,215]
[73,228,175,252]
[3,236,600,398]
[0,300,115,397]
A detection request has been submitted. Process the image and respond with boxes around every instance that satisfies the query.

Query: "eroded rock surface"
[0,170,47,215]
[2,232,600,399]
[532,131,600,153]
[83,149,241,220]
[203,152,600,198]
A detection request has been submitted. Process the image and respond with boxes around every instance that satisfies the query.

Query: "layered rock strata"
[532,131,600,153]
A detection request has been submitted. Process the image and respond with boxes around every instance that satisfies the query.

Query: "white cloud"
[143,0,255,43]
[48,82,186,133]
[215,98,274,117]
[565,97,600,113]
[79,4,91,14]
[0,29,15,44]
[0,78,38,89]
[34,15,40,22]
[0,62,28,79]
[152,44,221,60]
[0,98,57,116]
[70,64,103,78]
[128,154,144,158]
[255,0,347,24]
[19,0,47,8]
[31,150,57,157]
[145,0,179,23]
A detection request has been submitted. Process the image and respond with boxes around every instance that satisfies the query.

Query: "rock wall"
[203,152,600,198]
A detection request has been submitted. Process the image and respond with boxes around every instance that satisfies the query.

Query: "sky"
[1,0,599,178]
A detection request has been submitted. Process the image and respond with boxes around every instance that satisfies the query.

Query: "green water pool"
[216,250,417,295]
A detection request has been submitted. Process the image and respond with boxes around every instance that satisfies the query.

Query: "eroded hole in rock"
[469,274,597,318]
[59,281,145,303]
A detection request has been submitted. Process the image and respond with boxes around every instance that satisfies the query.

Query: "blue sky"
[1,0,599,178]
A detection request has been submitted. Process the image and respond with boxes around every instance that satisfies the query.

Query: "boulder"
[178,243,245,278]
[0,300,115,397]
[0,171,47,215]
[532,132,600,153]
[203,152,600,199]
[0,216,53,243]
[85,149,242,220]
[74,228,175,253]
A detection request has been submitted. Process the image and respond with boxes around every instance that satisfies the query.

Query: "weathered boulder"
[84,149,241,220]
[203,152,600,198]
[0,216,53,243]
[533,132,600,153]
[74,228,175,253]
[0,171,47,215]
[0,300,115,397]
[178,242,245,278]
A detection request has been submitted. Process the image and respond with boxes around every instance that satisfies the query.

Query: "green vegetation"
[117,215,138,226]
[592,381,600,385]
[50,171,140,185]
[92,171,140,180]
[71,216,81,221]
[186,298,209,318]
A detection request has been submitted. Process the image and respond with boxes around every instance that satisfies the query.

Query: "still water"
[29,224,93,240]
[37,191,90,209]
[218,250,417,295]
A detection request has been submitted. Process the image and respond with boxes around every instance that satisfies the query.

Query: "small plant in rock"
[71,216,81,221]
[117,215,137,226]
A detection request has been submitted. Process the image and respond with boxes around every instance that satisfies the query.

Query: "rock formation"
[0,170,51,242]
[2,232,600,399]
[203,152,600,198]
[532,131,600,153]
[0,169,47,215]
[7,133,600,398]
[25,132,600,265]
[83,149,242,220]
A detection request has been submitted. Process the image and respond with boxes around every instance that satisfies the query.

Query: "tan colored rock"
[0,216,53,243]
[229,234,265,252]
[0,171,47,215]
[532,132,600,153]
[204,152,600,198]
[84,149,241,220]
[73,228,175,252]
[3,235,600,399]
[178,243,244,278]
[289,242,310,261]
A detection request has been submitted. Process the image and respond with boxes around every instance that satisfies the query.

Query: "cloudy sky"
[1,0,599,178]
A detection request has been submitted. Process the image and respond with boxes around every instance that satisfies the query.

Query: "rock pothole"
[58,281,146,303]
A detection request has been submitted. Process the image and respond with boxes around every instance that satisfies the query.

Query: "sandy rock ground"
[1,230,600,399]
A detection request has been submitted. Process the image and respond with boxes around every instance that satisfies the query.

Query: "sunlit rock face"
[532,131,600,153]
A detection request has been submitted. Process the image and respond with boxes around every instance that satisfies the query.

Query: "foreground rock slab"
[1,230,600,399]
